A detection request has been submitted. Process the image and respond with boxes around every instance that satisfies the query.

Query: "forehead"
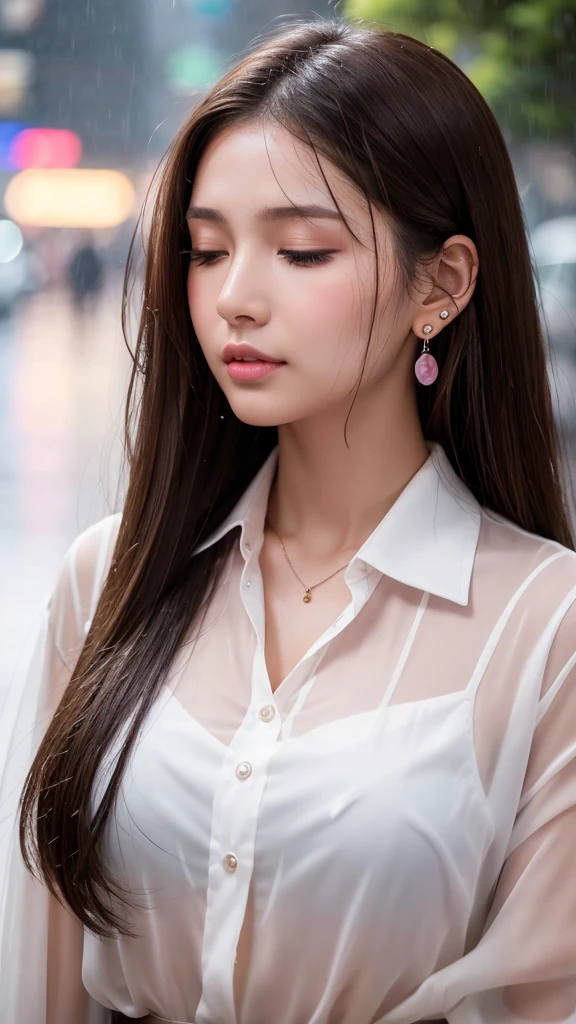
[189,121,369,234]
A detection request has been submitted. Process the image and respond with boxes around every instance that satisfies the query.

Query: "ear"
[413,235,479,338]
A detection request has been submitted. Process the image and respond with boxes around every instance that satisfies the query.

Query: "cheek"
[302,275,376,382]
[292,271,358,326]
[288,273,364,369]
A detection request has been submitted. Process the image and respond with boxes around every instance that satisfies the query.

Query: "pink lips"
[222,341,283,363]
[226,360,286,381]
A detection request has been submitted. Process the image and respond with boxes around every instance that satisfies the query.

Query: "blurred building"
[0,0,150,163]
[0,0,337,168]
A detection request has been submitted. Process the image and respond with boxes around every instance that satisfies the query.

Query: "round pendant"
[414,352,438,386]
[303,590,312,603]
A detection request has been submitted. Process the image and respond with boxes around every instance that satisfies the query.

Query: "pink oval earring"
[414,325,438,386]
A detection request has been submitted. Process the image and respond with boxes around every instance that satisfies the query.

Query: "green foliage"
[345,0,576,137]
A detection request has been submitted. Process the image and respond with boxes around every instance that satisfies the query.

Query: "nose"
[214,251,270,326]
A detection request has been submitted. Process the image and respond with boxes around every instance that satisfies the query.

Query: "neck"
[266,382,429,560]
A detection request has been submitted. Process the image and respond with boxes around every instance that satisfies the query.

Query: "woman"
[1,16,576,1024]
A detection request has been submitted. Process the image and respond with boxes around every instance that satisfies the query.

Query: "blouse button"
[224,853,238,873]
[246,581,251,587]
[236,761,252,779]
[245,541,252,551]
[259,705,275,722]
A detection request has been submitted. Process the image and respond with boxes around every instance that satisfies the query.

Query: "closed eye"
[187,249,337,267]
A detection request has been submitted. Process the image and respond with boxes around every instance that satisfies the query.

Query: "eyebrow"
[185,203,343,224]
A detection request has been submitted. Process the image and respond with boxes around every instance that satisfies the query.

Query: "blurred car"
[0,245,44,317]
[531,216,576,433]
[532,216,576,351]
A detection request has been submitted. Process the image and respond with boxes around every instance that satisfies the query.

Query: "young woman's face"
[186,121,420,428]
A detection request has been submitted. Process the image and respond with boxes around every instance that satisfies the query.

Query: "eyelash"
[187,248,336,267]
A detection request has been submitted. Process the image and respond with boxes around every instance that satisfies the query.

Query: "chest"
[258,531,354,694]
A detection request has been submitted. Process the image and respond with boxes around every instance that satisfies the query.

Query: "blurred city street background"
[0,0,575,707]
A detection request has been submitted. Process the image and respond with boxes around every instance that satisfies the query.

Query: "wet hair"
[20,17,574,937]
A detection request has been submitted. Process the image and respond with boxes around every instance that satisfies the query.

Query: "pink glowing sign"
[10,128,82,169]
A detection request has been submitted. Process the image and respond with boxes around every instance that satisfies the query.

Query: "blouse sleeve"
[442,598,576,1024]
[0,515,121,1024]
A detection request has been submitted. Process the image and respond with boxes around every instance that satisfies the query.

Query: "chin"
[228,407,285,428]
[225,394,305,429]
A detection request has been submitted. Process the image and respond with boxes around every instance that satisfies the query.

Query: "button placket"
[214,693,280,892]
[201,708,279,1017]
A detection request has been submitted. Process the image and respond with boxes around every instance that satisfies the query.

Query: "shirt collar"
[193,442,481,606]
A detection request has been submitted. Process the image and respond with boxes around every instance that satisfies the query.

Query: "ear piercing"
[413,310,450,386]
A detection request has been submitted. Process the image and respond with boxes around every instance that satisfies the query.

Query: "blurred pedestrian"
[66,230,105,315]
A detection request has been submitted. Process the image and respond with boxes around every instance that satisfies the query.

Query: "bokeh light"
[196,0,233,15]
[166,44,224,92]
[0,218,23,261]
[5,168,136,227]
[10,127,82,169]
[0,120,29,169]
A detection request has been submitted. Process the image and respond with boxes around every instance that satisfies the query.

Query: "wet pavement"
[0,278,131,709]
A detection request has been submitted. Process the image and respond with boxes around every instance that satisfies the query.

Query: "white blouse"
[2,442,576,1024]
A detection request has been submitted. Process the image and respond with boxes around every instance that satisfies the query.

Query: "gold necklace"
[265,518,350,603]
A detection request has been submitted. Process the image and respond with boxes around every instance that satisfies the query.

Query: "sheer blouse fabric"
[2,442,576,1024]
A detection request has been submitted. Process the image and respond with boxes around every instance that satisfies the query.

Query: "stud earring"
[414,326,438,385]
[439,309,449,320]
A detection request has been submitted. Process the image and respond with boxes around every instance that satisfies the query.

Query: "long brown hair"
[19,17,574,938]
